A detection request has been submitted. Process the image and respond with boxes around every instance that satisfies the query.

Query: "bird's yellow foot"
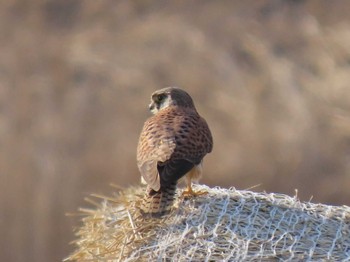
[181,186,208,198]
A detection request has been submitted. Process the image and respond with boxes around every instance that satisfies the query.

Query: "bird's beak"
[149,102,155,112]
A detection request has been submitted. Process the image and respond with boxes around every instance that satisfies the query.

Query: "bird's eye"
[156,94,166,103]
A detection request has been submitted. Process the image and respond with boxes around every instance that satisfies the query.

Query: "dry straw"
[65,185,350,261]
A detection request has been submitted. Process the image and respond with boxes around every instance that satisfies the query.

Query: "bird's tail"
[140,182,177,217]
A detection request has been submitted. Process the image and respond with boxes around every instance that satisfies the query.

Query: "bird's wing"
[200,116,213,154]
[157,158,194,186]
[137,119,176,191]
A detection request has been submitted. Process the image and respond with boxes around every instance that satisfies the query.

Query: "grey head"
[149,87,195,114]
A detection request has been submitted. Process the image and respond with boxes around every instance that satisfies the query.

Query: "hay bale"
[65,185,350,261]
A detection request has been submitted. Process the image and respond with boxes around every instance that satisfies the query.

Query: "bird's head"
[149,87,195,114]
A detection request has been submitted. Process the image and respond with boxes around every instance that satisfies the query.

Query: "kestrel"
[137,87,213,216]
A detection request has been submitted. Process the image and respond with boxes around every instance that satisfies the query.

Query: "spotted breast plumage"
[137,87,213,216]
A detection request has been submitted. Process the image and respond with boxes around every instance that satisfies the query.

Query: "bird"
[137,87,213,216]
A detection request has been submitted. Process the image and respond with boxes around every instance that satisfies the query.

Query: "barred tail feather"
[140,182,177,217]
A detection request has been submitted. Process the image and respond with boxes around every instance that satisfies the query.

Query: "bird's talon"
[181,188,208,198]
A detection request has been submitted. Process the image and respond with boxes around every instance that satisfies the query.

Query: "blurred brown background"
[1,0,350,261]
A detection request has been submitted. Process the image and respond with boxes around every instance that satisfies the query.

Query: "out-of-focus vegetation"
[1,1,350,261]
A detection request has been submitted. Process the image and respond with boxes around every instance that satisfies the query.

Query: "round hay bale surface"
[66,185,350,261]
